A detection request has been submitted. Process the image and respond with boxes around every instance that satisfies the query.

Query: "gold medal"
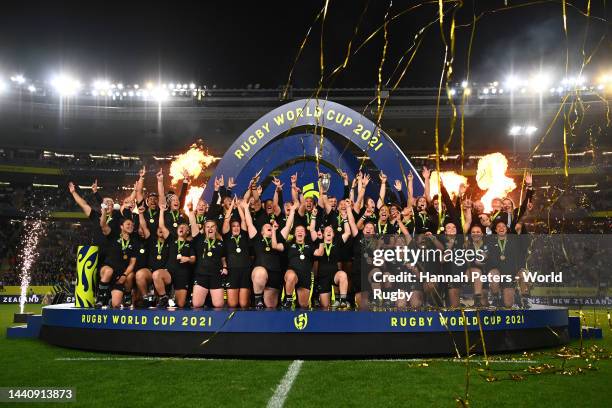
[149,219,154,223]
[123,254,128,260]
[139,249,145,254]
[265,247,271,252]
[500,255,506,261]
[337,226,342,232]
[173,222,178,228]
[207,251,213,257]
[300,254,305,260]
[156,255,162,260]
[236,247,241,253]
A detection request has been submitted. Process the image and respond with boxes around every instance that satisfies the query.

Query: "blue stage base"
[30,304,572,358]
[7,314,42,339]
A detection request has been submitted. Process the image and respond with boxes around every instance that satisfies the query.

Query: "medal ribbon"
[206,238,216,252]
[171,210,179,224]
[156,240,164,256]
[197,214,204,224]
[497,237,507,257]
[324,242,333,258]
[148,209,157,221]
[120,237,130,251]
[377,222,387,234]
[263,237,271,248]
[232,234,241,247]
[177,239,186,254]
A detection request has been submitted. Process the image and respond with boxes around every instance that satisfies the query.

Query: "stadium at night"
[0,1,611,407]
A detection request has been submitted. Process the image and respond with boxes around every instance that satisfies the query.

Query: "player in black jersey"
[310,206,351,309]
[346,206,377,309]
[280,202,314,309]
[242,199,286,309]
[221,198,252,308]
[159,203,195,308]
[487,220,521,308]
[96,209,137,308]
[135,206,170,308]
[189,208,228,308]
[68,181,121,245]
[156,168,189,236]
[192,199,210,233]
[440,222,467,308]
[466,224,490,307]
[136,171,161,235]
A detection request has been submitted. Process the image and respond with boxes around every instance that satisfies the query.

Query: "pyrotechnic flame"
[17,218,46,313]
[476,152,516,212]
[429,171,467,199]
[183,186,206,213]
[169,143,218,185]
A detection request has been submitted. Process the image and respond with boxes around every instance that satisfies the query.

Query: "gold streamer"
[460,309,471,405]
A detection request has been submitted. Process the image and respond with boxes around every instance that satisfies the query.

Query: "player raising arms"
[189,205,228,309]
[242,199,285,309]
[311,204,352,309]
[280,201,313,309]
[159,202,195,308]
[136,205,170,308]
[222,198,253,308]
[97,209,137,308]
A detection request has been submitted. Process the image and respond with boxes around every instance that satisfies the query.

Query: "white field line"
[267,360,303,408]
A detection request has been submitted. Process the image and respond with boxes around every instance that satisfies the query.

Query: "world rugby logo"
[294,313,308,330]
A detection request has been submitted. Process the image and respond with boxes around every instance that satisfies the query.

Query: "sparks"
[17,218,46,313]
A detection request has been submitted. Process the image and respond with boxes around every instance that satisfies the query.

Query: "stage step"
[6,314,42,339]
[568,316,604,339]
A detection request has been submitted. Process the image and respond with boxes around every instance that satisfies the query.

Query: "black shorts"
[169,268,191,291]
[317,264,339,294]
[193,273,222,290]
[292,268,312,290]
[229,267,252,289]
[102,263,129,281]
[265,269,282,290]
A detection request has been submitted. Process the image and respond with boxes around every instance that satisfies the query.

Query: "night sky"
[0,0,609,88]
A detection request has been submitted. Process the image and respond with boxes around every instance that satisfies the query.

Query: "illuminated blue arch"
[204,99,423,202]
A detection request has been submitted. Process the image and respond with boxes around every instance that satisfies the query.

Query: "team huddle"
[68,165,534,310]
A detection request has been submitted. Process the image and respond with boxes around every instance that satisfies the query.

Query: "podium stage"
[35,304,570,358]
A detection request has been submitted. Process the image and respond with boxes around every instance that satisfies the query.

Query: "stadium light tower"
[525,125,538,136]
[504,75,523,91]
[11,74,26,84]
[529,71,552,93]
[51,74,82,96]
[509,125,522,136]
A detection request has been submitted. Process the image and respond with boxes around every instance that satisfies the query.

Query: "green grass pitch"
[1,304,611,407]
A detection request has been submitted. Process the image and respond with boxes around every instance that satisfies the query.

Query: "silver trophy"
[320,173,331,194]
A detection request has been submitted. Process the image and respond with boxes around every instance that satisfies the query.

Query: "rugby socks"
[254,292,264,308]
[96,282,110,306]
[282,293,293,309]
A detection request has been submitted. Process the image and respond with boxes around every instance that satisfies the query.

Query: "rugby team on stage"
[68,165,534,310]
